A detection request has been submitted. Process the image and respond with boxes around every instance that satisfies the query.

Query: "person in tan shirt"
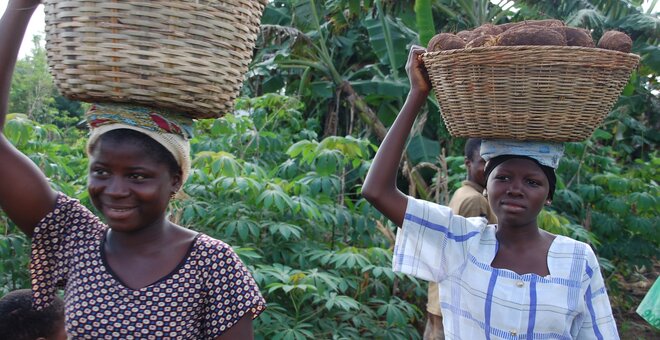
[424,138,497,340]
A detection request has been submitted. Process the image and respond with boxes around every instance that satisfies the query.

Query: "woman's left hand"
[405,45,432,96]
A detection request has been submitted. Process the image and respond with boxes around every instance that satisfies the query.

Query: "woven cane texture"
[422,46,640,142]
[44,0,267,118]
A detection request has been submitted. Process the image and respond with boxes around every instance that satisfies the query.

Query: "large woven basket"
[43,0,268,119]
[422,46,640,142]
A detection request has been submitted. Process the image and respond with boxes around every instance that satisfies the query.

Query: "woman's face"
[486,158,550,228]
[87,138,180,232]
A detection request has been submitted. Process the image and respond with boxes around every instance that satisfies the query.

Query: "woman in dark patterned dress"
[0,1,265,338]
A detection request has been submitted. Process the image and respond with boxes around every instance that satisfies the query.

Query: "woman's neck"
[495,223,547,249]
[106,217,173,253]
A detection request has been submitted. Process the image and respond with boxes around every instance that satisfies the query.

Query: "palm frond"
[260,24,314,47]
[565,8,607,28]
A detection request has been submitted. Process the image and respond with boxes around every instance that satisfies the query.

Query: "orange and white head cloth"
[85,103,194,190]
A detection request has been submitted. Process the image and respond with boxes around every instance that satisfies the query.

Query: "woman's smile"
[102,204,138,220]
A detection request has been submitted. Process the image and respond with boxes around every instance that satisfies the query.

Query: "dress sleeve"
[30,193,104,309]
[576,247,620,339]
[392,196,487,283]
[203,241,266,337]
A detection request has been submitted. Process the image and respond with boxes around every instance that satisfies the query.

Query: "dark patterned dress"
[30,194,266,339]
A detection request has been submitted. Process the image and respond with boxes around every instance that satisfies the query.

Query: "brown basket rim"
[423,45,640,63]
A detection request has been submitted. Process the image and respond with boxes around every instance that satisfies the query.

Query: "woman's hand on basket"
[405,45,431,97]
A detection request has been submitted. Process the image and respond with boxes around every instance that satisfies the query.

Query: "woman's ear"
[170,171,183,194]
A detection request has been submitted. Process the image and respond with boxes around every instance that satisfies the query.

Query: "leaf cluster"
[175,94,423,338]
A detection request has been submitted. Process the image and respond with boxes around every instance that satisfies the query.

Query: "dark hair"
[464,138,482,160]
[89,129,180,176]
[484,155,557,200]
[0,289,65,340]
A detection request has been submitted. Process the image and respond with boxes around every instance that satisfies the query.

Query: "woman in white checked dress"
[362,45,619,339]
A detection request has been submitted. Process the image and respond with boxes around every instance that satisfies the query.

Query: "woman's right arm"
[361,45,431,227]
[0,0,58,237]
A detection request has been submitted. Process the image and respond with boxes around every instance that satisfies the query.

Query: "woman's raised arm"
[361,46,431,226]
[0,0,58,237]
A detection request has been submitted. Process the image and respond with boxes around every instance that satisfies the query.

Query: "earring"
[545,200,552,206]
[482,190,488,198]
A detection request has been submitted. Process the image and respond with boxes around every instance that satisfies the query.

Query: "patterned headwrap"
[85,103,194,189]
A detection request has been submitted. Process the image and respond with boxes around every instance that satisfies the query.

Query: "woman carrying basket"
[362,45,619,339]
[0,1,265,338]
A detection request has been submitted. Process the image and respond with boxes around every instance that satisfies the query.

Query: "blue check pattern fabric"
[393,197,619,339]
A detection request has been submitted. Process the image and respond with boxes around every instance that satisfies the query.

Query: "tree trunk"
[340,81,431,199]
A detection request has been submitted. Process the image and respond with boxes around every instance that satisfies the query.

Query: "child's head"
[0,289,66,340]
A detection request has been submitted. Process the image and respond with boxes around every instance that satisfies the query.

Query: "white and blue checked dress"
[393,196,619,339]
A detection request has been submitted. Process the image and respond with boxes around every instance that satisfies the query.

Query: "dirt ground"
[617,312,658,339]
[613,262,659,340]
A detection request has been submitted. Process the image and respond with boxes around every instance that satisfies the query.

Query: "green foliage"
[0,231,30,296]
[0,113,88,295]
[9,35,85,127]
[2,93,423,337]
[1,40,90,293]
[414,0,436,46]
[555,141,659,269]
[2,114,87,196]
[364,1,417,77]
[3,80,657,338]
[2,1,657,336]
[433,0,516,28]
[250,0,435,142]
[177,94,423,337]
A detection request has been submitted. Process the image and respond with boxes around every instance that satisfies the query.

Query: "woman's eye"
[130,174,147,180]
[92,169,109,176]
[527,180,540,186]
[494,175,508,181]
